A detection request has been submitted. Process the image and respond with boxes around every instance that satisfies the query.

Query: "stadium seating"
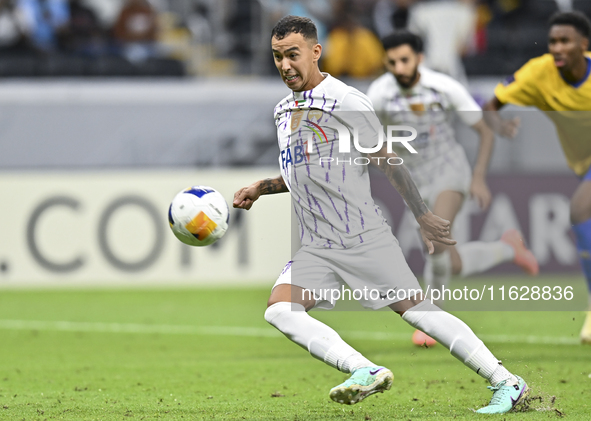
[0,54,185,78]
[464,0,560,76]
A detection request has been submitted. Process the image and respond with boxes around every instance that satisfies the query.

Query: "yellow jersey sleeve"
[494,57,547,108]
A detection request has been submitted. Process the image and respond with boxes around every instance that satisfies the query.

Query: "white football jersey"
[367,67,482,186]
[274,73,389,250]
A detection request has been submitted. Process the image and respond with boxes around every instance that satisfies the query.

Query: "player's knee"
[267,285,316,310]
[266,296,280,308]
[390,293,430,315]
[399,300,440,324]
[264,301,305,326]
[264,301,286,324]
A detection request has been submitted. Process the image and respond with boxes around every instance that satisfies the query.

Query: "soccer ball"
[168,186,229,246]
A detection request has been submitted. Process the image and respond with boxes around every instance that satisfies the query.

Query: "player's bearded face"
[549,25,587,70]
[384,45,420,89]
[272,33,322,92]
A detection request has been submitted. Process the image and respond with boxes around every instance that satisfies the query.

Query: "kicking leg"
[391,297,529,414]
[265,284,393,404]
[570,178,591,344]
[266,284,373,372]
[423,190,463,293]
[457,229,539,277]
[417,189,535,346]
[415,190,462,346]
[421,190,527,294]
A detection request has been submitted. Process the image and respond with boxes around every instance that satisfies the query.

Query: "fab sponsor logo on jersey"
[280,108,418,170]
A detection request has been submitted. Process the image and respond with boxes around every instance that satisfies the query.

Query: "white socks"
[265,300,519,387]
[424,250,452,292]
[457,241,515,277]
[264,302,374,373]
[401,300,517,386]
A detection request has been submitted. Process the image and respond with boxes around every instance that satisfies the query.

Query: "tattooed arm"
[369,147,456,253]
[233,175,289,210]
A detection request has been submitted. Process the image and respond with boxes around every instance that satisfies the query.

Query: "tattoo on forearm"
[377,161,428,218]
[259,176,289,195]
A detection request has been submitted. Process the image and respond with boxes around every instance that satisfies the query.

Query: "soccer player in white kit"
[367,31,540,346]
[233,16,529,414]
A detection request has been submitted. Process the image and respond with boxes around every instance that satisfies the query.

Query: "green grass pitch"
[0,276,589,420]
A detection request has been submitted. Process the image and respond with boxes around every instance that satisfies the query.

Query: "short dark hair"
[381,31,423,54]
[549,11,591,38]
[271,15,318,43]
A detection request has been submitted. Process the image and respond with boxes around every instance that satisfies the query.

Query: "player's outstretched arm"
[369,148,456,254]
[232,175,288,210]
[483,96,520,139]
[470,119,494,210]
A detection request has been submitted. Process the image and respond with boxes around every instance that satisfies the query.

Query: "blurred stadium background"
[0,0,584,288]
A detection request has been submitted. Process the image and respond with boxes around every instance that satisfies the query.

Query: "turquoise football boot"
[329,366,393,405]
[476,376,529,414]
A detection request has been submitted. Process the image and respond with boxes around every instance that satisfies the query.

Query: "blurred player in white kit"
[233,16,529,414]
[367,31,539,346]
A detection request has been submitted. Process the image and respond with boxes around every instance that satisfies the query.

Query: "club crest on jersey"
[291,110,330,145]
[308,109,323,122]
[410,102,425,115]
[291,111,304,131]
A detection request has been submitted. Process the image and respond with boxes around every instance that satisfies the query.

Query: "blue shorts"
[584,166,591,182]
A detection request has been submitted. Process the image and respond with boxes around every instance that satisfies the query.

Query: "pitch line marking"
[0,319,580,345]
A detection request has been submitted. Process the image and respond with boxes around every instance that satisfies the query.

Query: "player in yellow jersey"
[484,11,591,344]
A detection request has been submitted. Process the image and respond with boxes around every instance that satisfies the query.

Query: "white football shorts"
[272,227,422,310]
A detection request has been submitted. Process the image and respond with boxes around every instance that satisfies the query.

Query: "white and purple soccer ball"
[168,186,229,246]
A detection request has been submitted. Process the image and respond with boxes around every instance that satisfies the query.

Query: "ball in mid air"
[168,186,229,246]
